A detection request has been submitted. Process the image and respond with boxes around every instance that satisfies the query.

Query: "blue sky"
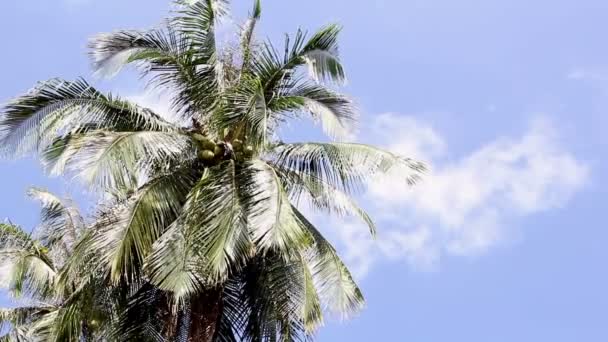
[1,0,606,341]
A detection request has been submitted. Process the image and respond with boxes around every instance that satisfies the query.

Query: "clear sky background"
[1,1,606,341]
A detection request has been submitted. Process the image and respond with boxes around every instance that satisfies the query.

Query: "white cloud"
[331,114,589,278]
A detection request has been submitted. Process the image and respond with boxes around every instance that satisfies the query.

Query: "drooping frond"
[245,160,309,255]
[147,161,250,298]
[0,223,56,299]
[146,220,202,300]
[90,25,219,122]
[112,283,173,342]
[272,163,376,236]
[90,27,188,78]
[0,78,176,158]
[8,250,57,300]
[269,80,357,140]
[293,207,365,317]
[81,169,196,283]
[168,161,253,287]
[298,24,346,84]
[27,188,83,255]
[269,142,426,194]
[238,254,318,341]
[47,130,195,192]
[0,306,55,341]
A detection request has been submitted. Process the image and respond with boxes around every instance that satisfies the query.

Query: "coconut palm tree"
[1,189,192,342]
[0,0,424,341]
[0,188,112,341]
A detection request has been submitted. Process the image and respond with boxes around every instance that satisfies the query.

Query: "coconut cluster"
[193,133,254,166]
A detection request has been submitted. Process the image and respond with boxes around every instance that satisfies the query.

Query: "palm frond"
[269,80,356,140]
[245,160,310,255]
[147,161,253,298]
[182,160,252,286]
[0,78,176,158]
[251,23,346,98]
[172,0,229,50]
[0,306,55,341]
[146,221,202,300]
[83,169,195,283]
[215,76,269,149]
[9,251,57,300]
[90,27,188,78]
[240,254,314,342]
[0,223,56,299]
[90,25,219,122]
[27,188,83,255]
[240,0,262,70]
[293,207,365,318]
[48,130,195,192]
[272,163,376,236]
[269,142,426,194]
[298,24,345,84]
[112,283,171,342]
[0,223,32,250]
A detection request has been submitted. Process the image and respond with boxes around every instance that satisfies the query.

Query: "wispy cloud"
[329,114,589,278]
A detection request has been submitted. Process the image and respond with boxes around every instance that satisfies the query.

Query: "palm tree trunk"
[188,287,223,342]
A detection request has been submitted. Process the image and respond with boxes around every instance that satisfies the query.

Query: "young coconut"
[199,150,215,161]
[232,139,243,151]
[214,144,225,158]
[193,133,216,151]
[243,145,254,158]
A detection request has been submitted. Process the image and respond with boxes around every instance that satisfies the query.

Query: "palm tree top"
[0,1,425,341]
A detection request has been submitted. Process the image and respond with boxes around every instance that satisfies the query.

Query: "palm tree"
[0,188,115,341]
[0,0,424,341]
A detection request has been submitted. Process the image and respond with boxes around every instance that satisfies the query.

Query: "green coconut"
[243,145,254,157]
[232,139,243,151]
[199,150,215,161]
[214,144,225,157]
[192,133,206,141]
[193,134,216,150]
[89,319,100,329]
[202,140,217,151]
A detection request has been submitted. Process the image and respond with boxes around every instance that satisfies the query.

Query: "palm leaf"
[240,0,262,70]
[27,188,83,256]
[240,254,313,342]
[251,23,346,99]
[269,80,356,140]
[272,163,376,236]
[245,160,310,255]
[148,161,253,297]
[48,130,195,192]
[183,160,252,286]
[82,169,195,283]
[269,142,425,194]
[90,25,218,122]
[0,78,175,158]
[293,207,365,317]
